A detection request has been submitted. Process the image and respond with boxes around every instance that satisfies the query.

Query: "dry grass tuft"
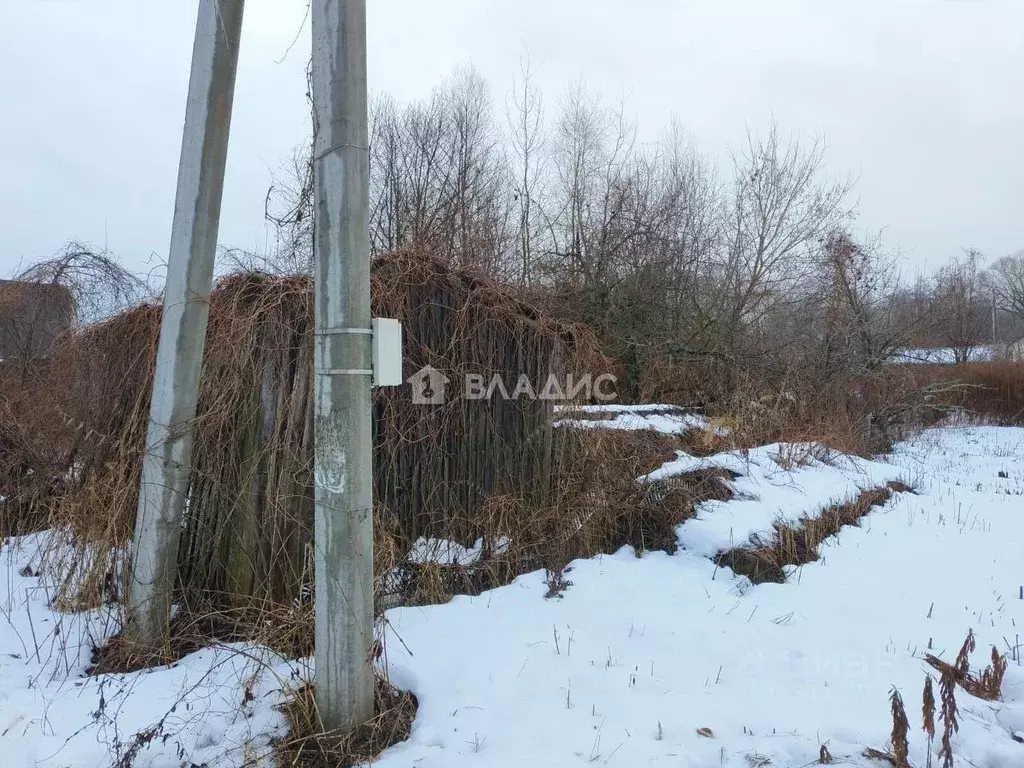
[715,481,912,584]
[614,467,735,556]
[954,630,975,678]
[711,387,880,458]
[977,646,1009,701]
[924,630,1008,702]
[88,599,316,676]
[276,677,417,767]
[676,426,732,457]
[577,427,684,477]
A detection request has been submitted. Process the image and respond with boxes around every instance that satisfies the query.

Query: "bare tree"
[548,79,623,284]
[445,66,514,275]
[934,249,986,363]
[258,67,941,408]
[507,54,546,285]
[365,66,513,272]
[14,242,153,324]
[988,250,1024,328]
[814,230,909,376]
[265,143,314,274]
[0,244,151,385]
[697,125,854,366]
[264,62,315,276]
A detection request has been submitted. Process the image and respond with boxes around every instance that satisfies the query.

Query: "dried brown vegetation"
[276,677,418,768]
[875,656,963,768]
[88,600,317,675]
[890,688,910,768]
[615,467,736,556]
[907,362,1024,426]
[1,251,747,685]
[0,252,604,602]
[714,481,913,584]
[938,668,959,768]
[7,64,1024,765]
[922,674,936,764]
[924,630,1008,702]
[376,436,736,609]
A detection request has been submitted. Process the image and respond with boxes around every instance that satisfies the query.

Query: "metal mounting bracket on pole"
[314,320,403,385]
[314,327,373,336]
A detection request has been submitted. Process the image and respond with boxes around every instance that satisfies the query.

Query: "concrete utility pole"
[310,0,375,732]
[128,0,245,646]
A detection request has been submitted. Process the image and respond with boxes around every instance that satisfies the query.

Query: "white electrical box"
[372,318,403,387]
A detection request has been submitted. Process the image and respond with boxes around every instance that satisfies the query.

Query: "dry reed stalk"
[923,674,936,768]
[938,668,959,768]
[890,688,910,768]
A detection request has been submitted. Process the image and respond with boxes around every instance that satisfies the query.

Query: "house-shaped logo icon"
[408,365,449,405]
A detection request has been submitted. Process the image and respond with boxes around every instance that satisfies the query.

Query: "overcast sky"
[2,0,1022,281]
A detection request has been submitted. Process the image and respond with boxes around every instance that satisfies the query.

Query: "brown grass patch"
[277,677,417,767]
[905,361,1024,425]
[615,468,736,555]
[675,426,732,457]
[377,463,737,608]
[88,599,315,675]
[715,481,913,584]
[574,427,683,477]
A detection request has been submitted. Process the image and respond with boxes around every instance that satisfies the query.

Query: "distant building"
[0,280,75,359]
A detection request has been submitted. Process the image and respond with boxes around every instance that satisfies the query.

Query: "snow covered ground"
[553,403,719,435]
[643,442,908,557]
[0,535,301,766]
[4,424,1024,766]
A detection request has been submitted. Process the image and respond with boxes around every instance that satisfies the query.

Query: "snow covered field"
[4,424,1024,766]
